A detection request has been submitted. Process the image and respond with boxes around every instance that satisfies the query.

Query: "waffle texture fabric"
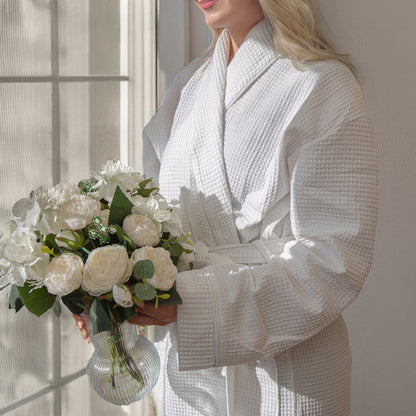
[143,17,378,416]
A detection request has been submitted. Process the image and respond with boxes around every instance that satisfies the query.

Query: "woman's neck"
[227,16,264,65]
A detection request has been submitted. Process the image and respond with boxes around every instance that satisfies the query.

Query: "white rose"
[58,195,102,230]
[112,284,134,307]
[131,247,177,291]
[0,227,49,287]
[44,253,84,296]
[82,245,132,296]
[122,214,160,247]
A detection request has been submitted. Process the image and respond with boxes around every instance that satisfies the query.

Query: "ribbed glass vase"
[82,315,160,405]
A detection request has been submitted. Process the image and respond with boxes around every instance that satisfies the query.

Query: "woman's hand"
[127,303,177,326]
[72,314,91,343]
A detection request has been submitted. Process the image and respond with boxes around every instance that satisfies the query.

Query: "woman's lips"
[198,0,218,10]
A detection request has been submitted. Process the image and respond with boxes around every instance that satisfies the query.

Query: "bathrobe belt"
[193,237,293,266]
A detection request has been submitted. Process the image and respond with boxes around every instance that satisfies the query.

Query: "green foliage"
[133,282,157,301]
[17,282,56,317]
[130,178,159,198]
[111,305,136,323]
[133,260,155,281]
[9,285,24,312]
[61,289,85,314]
[44,234,61,255]
[78,177,99,194]
[90,298,113,335]
[112,224,136,252]
[153,286,182,306]
[108,186,134,225]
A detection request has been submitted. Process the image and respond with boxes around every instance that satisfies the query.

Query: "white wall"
[186,1,416,415]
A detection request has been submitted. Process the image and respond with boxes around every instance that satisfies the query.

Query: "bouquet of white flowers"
[0,160,194,405]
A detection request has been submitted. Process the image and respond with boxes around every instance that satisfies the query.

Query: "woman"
[75,0,378,414]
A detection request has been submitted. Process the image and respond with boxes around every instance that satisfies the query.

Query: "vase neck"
[86,319,139,358]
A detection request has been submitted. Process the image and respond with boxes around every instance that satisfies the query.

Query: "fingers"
[128,313,172,326]
[136,303,177,322]
[127,304,177,327]
[72,314,91,343]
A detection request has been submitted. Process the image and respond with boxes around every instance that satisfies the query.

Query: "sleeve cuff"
[175,268,217,371]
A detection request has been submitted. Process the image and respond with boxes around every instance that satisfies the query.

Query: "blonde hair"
[208,0,357,77]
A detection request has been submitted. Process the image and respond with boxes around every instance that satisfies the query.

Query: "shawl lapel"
[190,18,281,245]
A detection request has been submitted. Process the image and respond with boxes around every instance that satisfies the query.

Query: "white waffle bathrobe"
[143,17,378,416]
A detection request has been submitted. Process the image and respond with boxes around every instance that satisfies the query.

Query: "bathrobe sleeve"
[143,55,211,181]
[175,111,378,371]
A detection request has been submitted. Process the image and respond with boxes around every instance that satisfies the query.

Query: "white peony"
[44,253,84,296]
[0,226,49,287]
[112,284,134,307]
[131,247,177,291]
[82,245,132,296]
[90,160,144,202]
[122,214,160,247]
[43,183,80,210]
[58,195,102,230]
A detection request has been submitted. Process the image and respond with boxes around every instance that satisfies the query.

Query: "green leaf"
[154,287,183,306]
[52,298,62,317]
[133,260,155,280]
[138,187,159,198]
[17,282,56,317]
[9,284,24,312]
[111,305,136,323]
[90,298,113,335]
[133,282,157,301]
[44,234,61,254]
[139,178,153,188]
[112,224,136,252]
[169,243,184,258]
[108,186,134,226]
[61,289,85,314]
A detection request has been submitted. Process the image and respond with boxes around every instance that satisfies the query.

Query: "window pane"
[59,0,125,76]
[0,0,51,76]
[1,392,54,416]
[60,308,91,377]
[62,376,142,416]
[0,291,55,407]
[60,81,127,182]
[0,83,53,230]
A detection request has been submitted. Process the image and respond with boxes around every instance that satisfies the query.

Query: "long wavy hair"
[208,0,356,76]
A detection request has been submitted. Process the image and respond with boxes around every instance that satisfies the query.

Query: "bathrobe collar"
[190,17,281,245]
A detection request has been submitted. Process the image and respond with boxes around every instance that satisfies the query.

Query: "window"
[0,1,156,415]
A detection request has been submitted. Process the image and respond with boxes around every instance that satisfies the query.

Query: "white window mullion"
[128,0,157,171]
[50,1,62,414]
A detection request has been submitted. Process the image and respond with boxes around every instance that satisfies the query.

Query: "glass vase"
[82,314,160,405]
